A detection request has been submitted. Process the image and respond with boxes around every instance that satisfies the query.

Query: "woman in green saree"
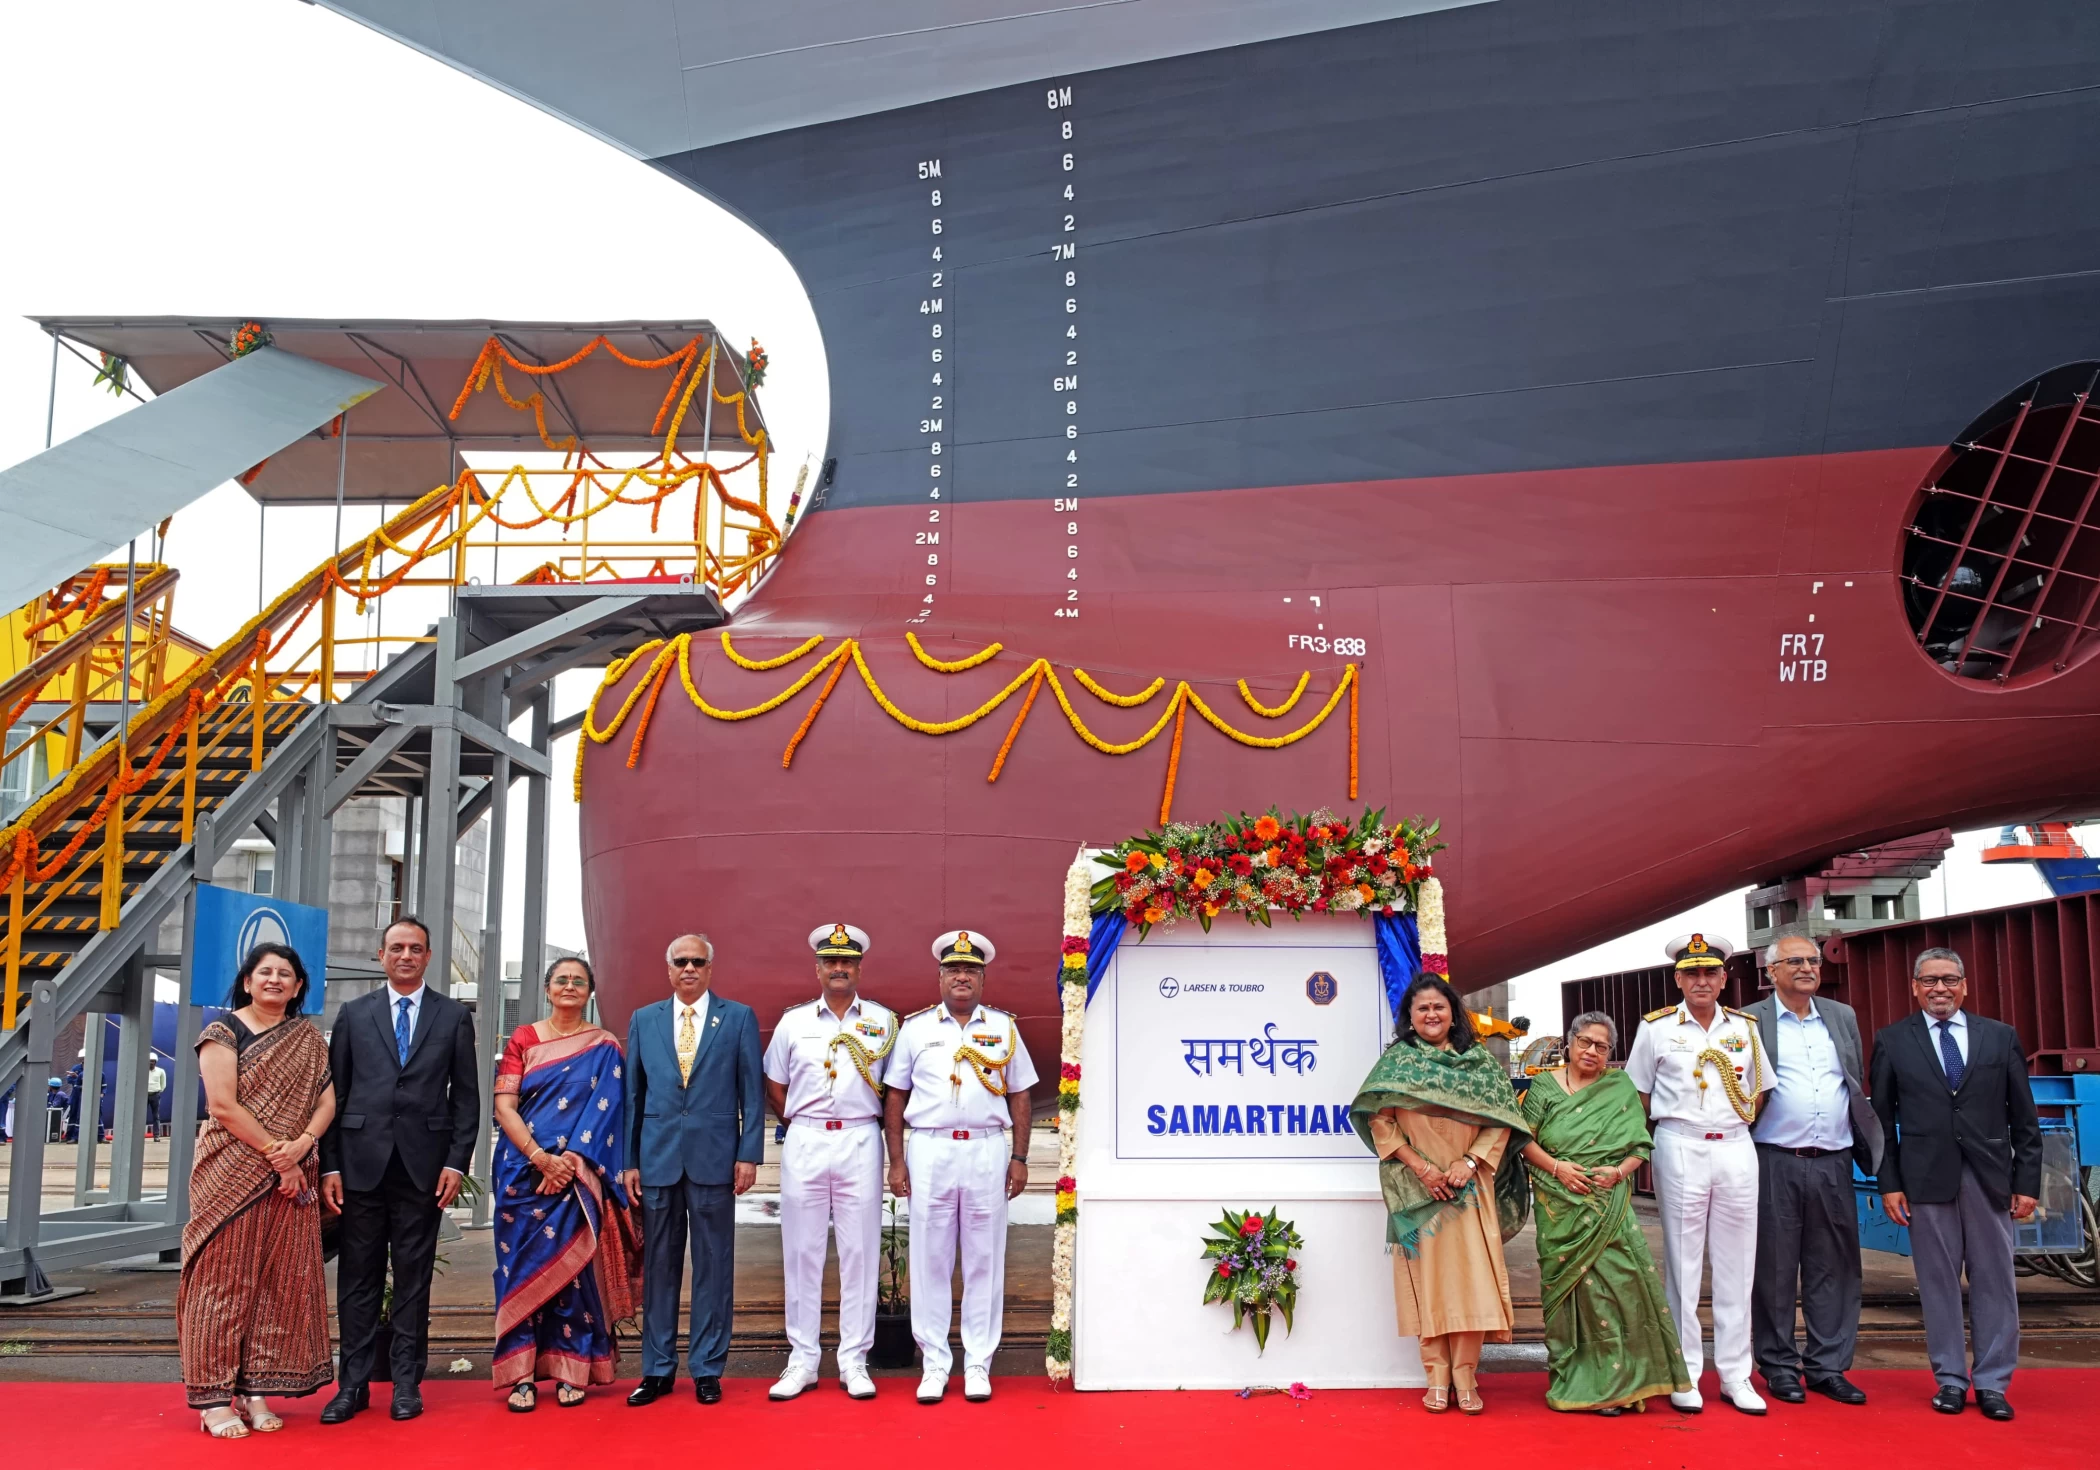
[1520,1012,1691,1414]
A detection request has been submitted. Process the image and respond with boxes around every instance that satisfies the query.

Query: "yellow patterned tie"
[677,1006,698,1085]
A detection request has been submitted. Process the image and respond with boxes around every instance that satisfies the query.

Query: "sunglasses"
[673,957,711,969]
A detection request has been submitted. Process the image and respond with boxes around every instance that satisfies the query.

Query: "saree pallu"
[176,1017,333,1409]
[492,1026,642,1388]
[1350,1039,1532,1253]
[1523,1069,1692,1411]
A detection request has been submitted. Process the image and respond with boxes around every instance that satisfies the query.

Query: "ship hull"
[313,0,2100,1063]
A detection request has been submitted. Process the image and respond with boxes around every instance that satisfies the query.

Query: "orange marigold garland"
[1047,848,1091,1382]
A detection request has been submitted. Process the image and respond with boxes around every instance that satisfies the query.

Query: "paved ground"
[5,1126,2098,1383]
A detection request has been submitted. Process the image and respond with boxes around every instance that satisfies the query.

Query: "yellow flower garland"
[906,630,1003,672]
[1238,671,1310,718]
[576,632,1362,818]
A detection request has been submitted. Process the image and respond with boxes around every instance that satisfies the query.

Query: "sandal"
[1422,1386,1450,1413]
[507,1382,538,1413]
[200,1408,248,1439]
[1454,1374,1485,1415]
[239,1396,284,1432]
[556,1383,586,1408]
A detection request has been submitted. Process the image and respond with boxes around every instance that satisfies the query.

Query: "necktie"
[396,996,414,1066]
[1937,1019,1965,1090]
[677,1006,698,1085]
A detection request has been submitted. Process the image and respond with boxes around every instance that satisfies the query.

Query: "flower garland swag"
[1045,850,1091,1382]
[1201,1209,1304,1353]
[1044,808,1454,1376]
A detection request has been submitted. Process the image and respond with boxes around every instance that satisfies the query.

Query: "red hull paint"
[580,449,2100,1064]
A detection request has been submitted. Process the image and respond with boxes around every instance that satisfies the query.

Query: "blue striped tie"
[1936,1019,1964,1090]
[396,996,414,1066]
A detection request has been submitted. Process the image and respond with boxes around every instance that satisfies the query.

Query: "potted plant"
[869,1194,916,1369]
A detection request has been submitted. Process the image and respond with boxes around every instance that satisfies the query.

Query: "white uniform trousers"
[1652,1122,1760,1383]
[780,1119,885,1375]
[905,1129,1010,1376]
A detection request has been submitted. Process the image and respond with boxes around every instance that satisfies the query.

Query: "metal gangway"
[0,320,781,1296]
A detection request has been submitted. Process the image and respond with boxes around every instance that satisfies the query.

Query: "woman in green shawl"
[1350,976,1531,1415]
[1520,1011,1691,1414]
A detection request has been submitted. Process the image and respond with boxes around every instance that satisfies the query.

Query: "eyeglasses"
[1914,976,1963,991]
[1567,1036,1612,1053]
[673,957,711,969]
[1773,956,1822,970]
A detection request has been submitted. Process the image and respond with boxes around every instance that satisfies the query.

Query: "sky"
[0,1,2074,1016]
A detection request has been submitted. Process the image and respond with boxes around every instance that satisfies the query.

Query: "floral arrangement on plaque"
[1090,807,1442,934]
[1201,1209,1304,1353]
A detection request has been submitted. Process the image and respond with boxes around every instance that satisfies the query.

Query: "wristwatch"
[1011,1153,1028,1165]
[1461,1155,1480,1171]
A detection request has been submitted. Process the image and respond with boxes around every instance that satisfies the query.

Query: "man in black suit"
[318,917,480,1423]
[1871,946,2041,1422]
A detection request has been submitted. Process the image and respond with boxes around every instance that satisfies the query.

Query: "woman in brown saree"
[177,943,336,1438]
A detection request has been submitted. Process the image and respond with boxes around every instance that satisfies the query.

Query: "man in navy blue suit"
[622,933,764,1406]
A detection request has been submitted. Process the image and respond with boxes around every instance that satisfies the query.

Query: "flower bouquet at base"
[1200,1208,1303,1353]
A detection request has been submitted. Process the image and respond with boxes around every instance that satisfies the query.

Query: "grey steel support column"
[161,888,205,1240]
[73,1012,106,1205]
[107,955,152,1206]
[516,690,552,1028]
[277,774,305,907]
[399,792,419,931]
[3,979,59,1293]
[468,732,510,1228]
[421,617,462,994]
[298,728,333,914]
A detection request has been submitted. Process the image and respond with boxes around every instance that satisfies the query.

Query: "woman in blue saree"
[490,957,642,1410]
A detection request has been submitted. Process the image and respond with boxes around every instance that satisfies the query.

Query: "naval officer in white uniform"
[1624,933,1775,1417]
[764,923,896,1402]
[882,929,1037,1404]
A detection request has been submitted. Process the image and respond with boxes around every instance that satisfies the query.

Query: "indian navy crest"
[1306,971,1338,1006]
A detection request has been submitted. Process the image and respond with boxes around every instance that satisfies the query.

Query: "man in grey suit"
[621,933,764,1406]
[1744,931,1883,1407]
[1873,947,2040,1421]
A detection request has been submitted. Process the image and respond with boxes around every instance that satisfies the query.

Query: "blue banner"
[190,883,329,1013]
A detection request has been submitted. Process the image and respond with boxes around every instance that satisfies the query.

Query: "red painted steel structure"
[1561,894,2100,1076]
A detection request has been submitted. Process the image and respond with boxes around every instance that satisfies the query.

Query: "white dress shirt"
[1929,1008,1970,1076]
[1624,1003,1774,1130]
[890,1005,1039,1131]
[1753,1000,1853,1151]
[387,982,426,1045]
[764,995,895,1121]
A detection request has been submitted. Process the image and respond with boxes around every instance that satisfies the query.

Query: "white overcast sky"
[0,0,2069,1017]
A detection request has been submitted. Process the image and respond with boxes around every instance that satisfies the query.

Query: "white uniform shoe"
[916,1370,948,1404]
[769,1363,819,1401]
[1719,1379,1767,1415]
[1670,1387,1704,1413]
[841,1364,877,1400]
[963,1367,992,1402]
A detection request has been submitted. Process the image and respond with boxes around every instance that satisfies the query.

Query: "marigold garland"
[722,629,825,671]
[1238,672,1310,718]
[577,631,1363,822]
[1047,849,1091,1381]
[906,630,1003,672]
[1072,668,1165,706]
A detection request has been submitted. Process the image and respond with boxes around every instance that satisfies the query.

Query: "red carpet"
[13,1372,2090,1467]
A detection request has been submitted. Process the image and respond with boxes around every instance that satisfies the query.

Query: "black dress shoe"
[1974,1389,2015,1421]
[695,1376,723,1405]
[318,1386,368,1425]
[389,1385,424,1421]
[1931,1385,1967,1414]
[627,1376,675,1407]
[1763,1373,1806,1404]
[1807,1374,1867,1406]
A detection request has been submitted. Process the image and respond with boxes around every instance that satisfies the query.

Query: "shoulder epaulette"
[1643,1004,1678,1022]
[904,1002,942,1020]
[1725,1006,1753,1019]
